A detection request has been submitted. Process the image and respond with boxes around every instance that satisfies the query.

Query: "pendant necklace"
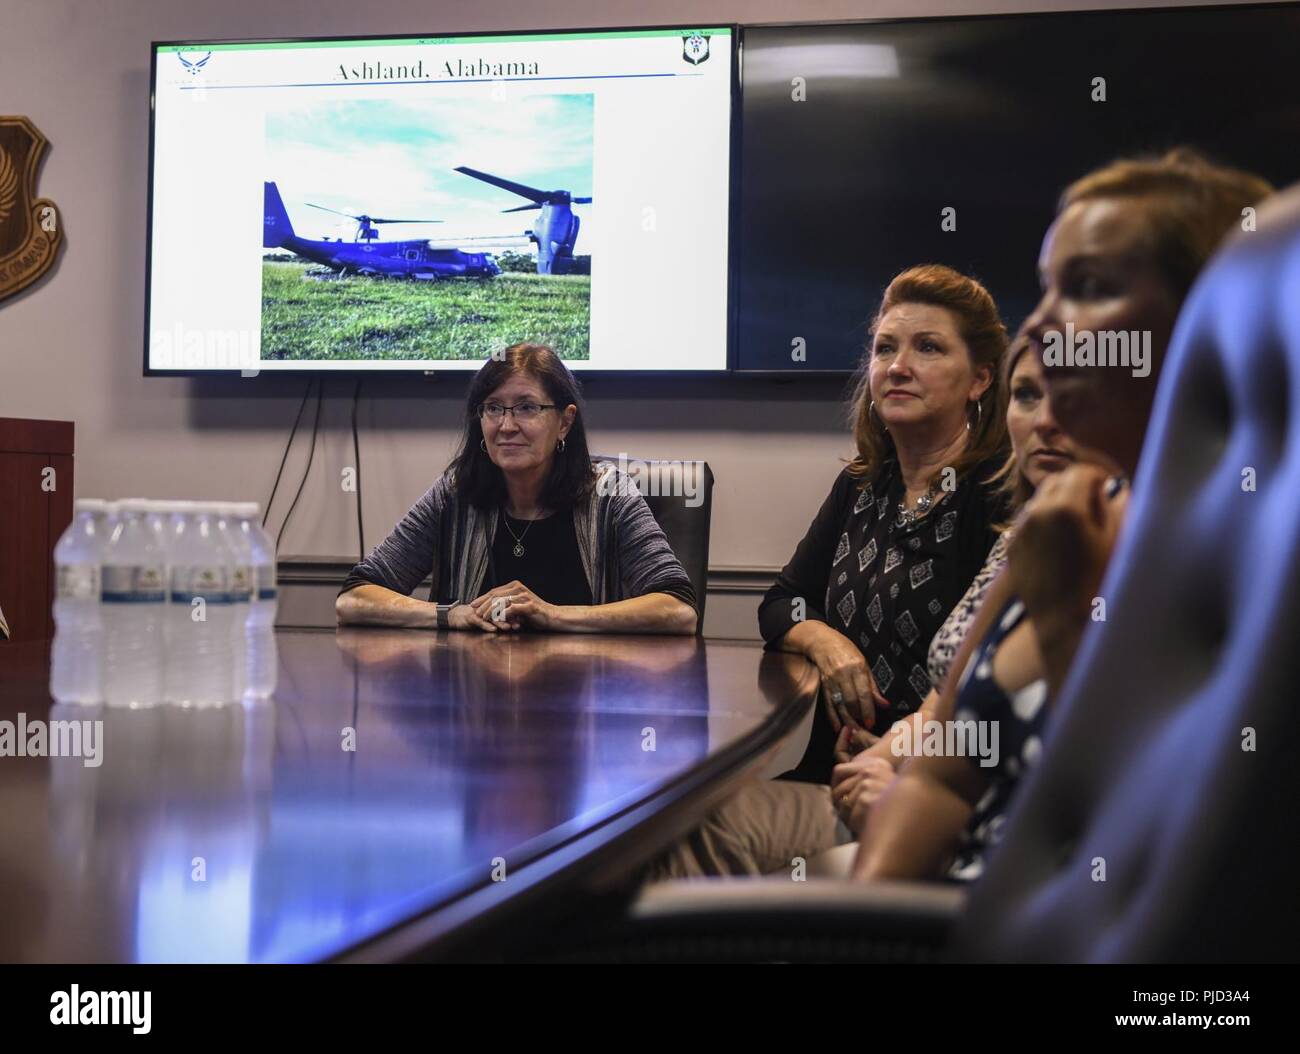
[502,508,538,558]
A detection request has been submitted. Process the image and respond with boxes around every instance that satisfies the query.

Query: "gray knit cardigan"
[338,461,696,610]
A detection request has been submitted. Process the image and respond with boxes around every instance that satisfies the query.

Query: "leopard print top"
[926,530,1010,689]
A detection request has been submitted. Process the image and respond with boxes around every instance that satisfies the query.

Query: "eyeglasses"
[478,402,557,422]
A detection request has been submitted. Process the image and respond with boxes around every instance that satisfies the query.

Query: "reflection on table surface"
[0,628,814,962]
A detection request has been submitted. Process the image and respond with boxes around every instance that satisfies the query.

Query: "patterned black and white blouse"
[760,457,1006,734]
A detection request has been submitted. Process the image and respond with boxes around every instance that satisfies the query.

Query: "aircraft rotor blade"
[306,202,361,219]
[501,203,542,214]
[369,217,443,225]
[455,166,550,203]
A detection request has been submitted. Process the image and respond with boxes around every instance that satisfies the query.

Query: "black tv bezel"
[142,23,742,379]
[730,0,1300,376]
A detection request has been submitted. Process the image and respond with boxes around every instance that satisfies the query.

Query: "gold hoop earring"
[480,438,488,452]
[967,400,982,433]
[556,438,566,453]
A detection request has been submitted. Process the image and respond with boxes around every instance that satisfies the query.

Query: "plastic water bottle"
[214,503,254,701]
[141,499,175,564]
[51,498,110,704]
[160,501,195,702]
[101,499,168,708]
[165,504,235,707]
[231,501,277,699]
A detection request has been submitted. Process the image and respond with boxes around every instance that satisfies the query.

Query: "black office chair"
[590,454,714,625]
[561,182,1300,963]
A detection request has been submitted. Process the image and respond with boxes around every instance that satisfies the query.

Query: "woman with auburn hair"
[768,264,1010,734]
[829,333,1107,831]
[336,343,698,635]
[646,264,1011,878]
[854,149,1273,882]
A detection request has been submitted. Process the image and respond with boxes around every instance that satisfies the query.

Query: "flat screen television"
[735,4,1300,372]
[145,26,736,374]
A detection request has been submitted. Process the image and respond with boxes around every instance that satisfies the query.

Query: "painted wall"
[0,0,1252,636]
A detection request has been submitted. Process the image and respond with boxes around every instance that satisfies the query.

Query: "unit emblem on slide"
[0,115,64,306]
[177,51,213,75]
[682,33,711,66]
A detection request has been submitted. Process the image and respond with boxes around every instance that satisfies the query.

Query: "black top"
[759,457,1006,733]
[489,507,594,607]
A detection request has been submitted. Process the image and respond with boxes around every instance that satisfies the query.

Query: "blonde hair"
[1060,147,1274,301]
[986,334,1038,522]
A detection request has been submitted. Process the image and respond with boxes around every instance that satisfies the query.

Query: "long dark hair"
[449,343,595,509]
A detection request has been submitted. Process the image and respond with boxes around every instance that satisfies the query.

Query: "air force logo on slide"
[682,33,710,66]
[177,51,212,76]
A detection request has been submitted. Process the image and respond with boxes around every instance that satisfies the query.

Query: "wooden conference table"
[0,627,818,962]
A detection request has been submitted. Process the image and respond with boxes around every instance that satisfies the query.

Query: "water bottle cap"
[117,498,154,513]
[231,502,260,519]
[74,498,111,513]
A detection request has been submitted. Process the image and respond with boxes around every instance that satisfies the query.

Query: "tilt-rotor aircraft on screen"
[454,166,591,275]
[261,181,501,280]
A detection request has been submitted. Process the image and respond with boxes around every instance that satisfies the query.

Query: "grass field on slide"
[260,261,591,361]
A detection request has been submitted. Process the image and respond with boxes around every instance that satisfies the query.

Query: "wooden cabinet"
[0,417,74,642]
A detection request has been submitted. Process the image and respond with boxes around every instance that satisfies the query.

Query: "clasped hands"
[445,579,562,632]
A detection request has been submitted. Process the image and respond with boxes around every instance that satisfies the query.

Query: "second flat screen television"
[736,5,1300,372]
[146,27,735,373]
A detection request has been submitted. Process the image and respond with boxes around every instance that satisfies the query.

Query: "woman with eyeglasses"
[336,343,698,634]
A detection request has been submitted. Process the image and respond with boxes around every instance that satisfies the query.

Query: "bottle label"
[230,565,254,603]
[256,564,277,601]
[168,565,232,605]
[58,564,101,600]
[102,565,167,604]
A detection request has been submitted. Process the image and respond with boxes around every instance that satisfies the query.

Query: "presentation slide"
[146,28,733,372]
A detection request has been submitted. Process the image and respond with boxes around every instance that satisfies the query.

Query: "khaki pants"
[643,780,853,881]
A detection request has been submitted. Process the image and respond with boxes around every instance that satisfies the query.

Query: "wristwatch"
[436,603,457,630]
